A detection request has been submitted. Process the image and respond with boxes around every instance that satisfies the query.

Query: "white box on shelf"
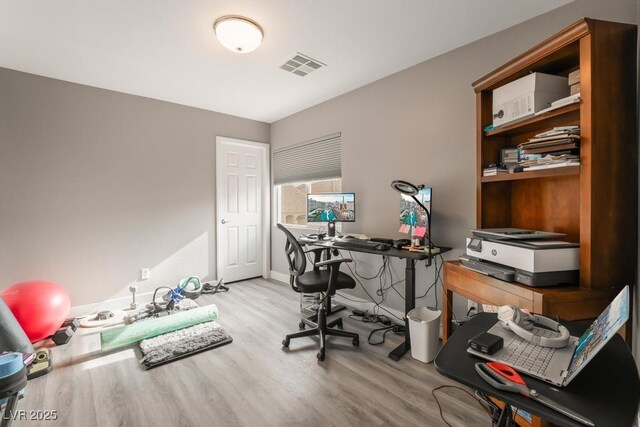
[492,73,568,127]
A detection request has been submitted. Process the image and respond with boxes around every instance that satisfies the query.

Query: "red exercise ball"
[2,281,71,343]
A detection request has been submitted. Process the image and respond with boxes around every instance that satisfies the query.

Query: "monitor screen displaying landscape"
[399,187,431,228]
[307,193,356,223]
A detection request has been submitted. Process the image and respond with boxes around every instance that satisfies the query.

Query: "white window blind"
[272,133,341,185]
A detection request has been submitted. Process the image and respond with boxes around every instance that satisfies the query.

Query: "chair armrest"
[315,258,353,268]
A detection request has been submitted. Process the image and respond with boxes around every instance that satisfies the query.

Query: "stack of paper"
[521,153,580,171]
[518,126,580,155]
[535,93,581,115]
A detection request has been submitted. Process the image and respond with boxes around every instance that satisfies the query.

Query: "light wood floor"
[19,278,489,426]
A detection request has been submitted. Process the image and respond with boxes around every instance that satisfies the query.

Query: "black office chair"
[277,224,359,361]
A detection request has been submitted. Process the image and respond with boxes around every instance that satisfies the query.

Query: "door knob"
[221,219,230,224]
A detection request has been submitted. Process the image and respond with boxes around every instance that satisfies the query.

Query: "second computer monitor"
[307,193,356,223]
[399,187,432,228]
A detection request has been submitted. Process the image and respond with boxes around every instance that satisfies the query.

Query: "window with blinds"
[272,133,341,185]
[273,133,342,226]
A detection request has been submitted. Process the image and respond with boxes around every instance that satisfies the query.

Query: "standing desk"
[299,236,450,361]
[435,313,640,427]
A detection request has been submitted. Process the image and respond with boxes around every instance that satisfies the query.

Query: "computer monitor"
[307,193,356,223]
[399,187,432,229]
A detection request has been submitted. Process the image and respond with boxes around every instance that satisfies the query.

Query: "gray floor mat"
[138,321,232,369]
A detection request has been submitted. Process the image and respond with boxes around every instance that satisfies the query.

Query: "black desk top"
[299,236,450,260]
[434,313,640,427]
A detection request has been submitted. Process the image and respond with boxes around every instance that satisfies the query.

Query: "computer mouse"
[376,243,391,251]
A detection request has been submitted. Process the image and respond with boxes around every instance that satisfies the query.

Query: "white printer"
[463,228,579,287]
[492,73,568,127]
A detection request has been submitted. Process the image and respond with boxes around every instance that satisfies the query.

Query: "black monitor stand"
[327,220,336,237]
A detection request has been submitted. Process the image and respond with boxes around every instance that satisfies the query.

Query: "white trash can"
[407,307,442,363]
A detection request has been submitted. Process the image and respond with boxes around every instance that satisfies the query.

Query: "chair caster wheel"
[282,339,290,348]
[317,350,325,361]
[352,338,359,347]
[299,321,306,330]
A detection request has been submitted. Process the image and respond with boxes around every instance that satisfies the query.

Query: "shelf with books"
[484,103,580,138]
[471,18,637,293]
[447,22,638,427]
[480,165,579,183]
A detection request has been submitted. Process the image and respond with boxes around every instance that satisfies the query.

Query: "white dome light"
[214,16,263,54]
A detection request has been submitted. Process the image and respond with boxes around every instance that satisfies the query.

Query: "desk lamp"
[390,180,433,265]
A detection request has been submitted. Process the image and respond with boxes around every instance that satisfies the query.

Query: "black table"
[300,236,450,361]
[434,313,640,427]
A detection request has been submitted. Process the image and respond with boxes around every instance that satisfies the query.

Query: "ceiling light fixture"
[214,15,263,54]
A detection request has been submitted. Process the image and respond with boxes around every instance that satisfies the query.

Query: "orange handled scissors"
[475,362,594,426]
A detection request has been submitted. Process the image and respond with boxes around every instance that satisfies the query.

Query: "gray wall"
[0,68,269,306]
[271,0,637,313]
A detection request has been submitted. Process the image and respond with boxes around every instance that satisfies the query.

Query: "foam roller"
[100,304,218,351]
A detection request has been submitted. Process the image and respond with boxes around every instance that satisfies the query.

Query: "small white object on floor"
[80,309,127,328]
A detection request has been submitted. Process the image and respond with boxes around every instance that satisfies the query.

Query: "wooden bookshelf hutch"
[442,16,638,356]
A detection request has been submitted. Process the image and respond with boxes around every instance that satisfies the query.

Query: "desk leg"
[442,286,453,344]
[388,258,416,361]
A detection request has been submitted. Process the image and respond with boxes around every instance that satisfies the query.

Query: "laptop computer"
[467,285,629,387]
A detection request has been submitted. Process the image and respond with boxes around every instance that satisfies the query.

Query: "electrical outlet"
[141,268,150,280]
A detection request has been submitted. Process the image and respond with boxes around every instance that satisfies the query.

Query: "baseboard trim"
[270,270,289,284]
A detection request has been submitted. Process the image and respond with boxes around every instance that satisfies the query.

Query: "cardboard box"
[570,82,580,95]
[568,69,580,85]
[492,73,568,127]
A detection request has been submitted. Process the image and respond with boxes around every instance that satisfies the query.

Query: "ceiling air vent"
[280,53,326,77]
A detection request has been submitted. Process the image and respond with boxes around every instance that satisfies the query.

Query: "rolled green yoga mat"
[100,304,218,351]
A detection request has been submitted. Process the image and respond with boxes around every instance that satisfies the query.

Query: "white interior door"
[216,137,268,283]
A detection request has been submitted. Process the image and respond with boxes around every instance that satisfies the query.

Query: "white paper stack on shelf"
[535,93,581,115]
[521,153,580,171]
[517,126,580,155]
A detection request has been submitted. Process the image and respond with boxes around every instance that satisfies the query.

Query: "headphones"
[497,305,570,348]
[178,276,203,300]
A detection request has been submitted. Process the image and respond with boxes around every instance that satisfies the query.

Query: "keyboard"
[502,326,561,375]
[331,239,381,250]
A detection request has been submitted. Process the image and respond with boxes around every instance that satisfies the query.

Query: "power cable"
[431,385,493,427]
